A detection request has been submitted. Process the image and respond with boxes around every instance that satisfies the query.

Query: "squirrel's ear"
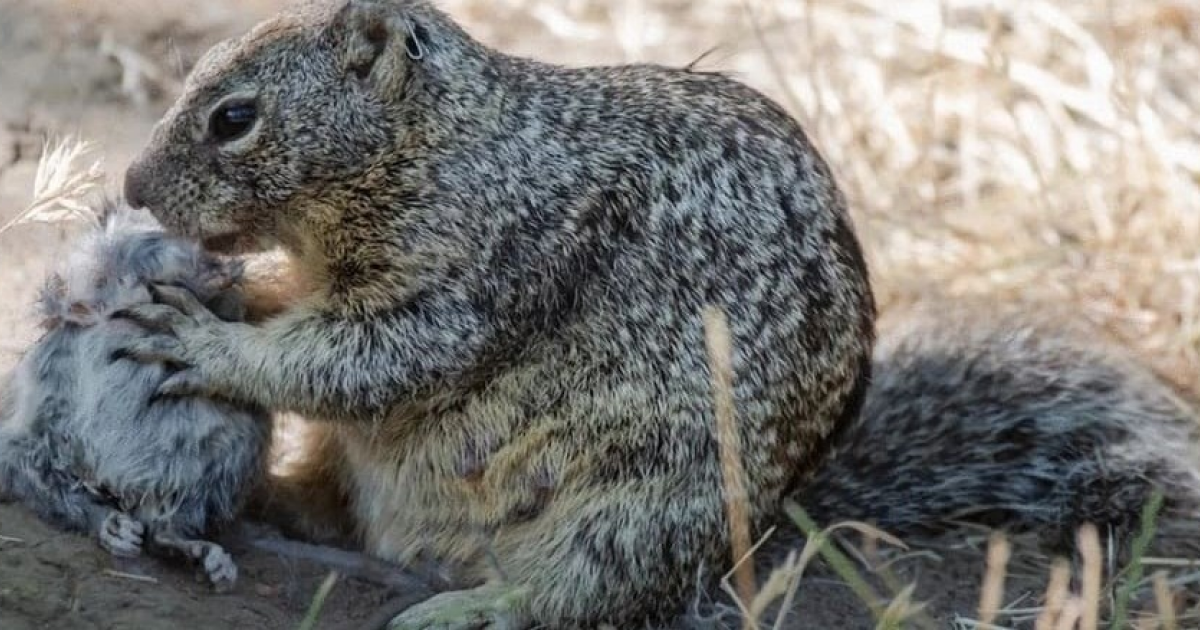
[335,0,426,89]
[337,1,388,80]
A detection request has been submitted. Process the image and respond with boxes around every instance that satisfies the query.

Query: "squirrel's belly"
[336,390,796,574]
[338,422,516,571]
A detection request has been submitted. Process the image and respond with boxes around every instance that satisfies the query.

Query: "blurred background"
[0,1,1197,626]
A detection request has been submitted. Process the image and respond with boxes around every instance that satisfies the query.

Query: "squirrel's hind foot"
[389,583,531,630]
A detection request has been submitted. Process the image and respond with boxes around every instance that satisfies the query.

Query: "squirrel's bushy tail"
[799,301,1200,551]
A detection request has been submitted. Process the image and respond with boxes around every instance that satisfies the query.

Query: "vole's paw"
[179,538,238,592]
[98,511,144,557]
[198,542,238,592]
[389,583,531,630]
[151,530,239,592]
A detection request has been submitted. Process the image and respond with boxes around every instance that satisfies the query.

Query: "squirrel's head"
[123,0,479,254]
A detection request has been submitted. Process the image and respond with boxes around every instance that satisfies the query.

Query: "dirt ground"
[1,0,1198,628]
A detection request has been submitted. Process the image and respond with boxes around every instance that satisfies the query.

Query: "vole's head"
[37,200,244,329]
[123,0,474,254]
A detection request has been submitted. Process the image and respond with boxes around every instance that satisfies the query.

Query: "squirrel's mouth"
[201,231,257,255]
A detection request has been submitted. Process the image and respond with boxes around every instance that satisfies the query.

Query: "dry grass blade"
[1055,598,1083,630]
[747,519,910,629]
[703,305,756,626]
[744,549,800,629]
[720,527,779,622]
[1152,571,1177,630]
[978,532,1011,628]
[1140,558,1200,569]
[878,583,924,630]
[1035,558,1072,630]
[0,136,104,235]
[784,502,884,614]
[102,569,158,584]
[1079,524,1103,630]
[784,502,935,630]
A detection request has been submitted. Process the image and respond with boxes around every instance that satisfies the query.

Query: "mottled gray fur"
[805,302,1200,552]
[0,202,271,590]
[113,0,1198,627]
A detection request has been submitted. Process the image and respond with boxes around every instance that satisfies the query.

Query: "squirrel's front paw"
[389,583,531,630]
[111,282,218,342]
[98,511,144,557]
[111,283,241,399]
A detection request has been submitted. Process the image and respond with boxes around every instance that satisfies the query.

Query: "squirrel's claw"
[149,283,214,321]
[112,303,191,334]
[153,368,211,400]
[110,334,187,367]
[114,285,237,396]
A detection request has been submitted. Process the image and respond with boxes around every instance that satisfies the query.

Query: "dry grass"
[783,504,930,630]
[101,569,159,584]
[1080,525,1104,630]
[979,533,1012,628]
[0,136,103,235]
[1036,559,1073,630]
[705,306,758,619]
[1152,572,1178,630]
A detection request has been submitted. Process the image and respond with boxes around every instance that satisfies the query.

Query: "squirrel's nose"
[124,160,150,210]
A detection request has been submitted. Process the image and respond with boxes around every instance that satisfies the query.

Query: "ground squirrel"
[114,0,1199,626]
[0,201,270,590]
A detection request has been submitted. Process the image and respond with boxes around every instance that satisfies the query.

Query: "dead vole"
[0,200,270,591]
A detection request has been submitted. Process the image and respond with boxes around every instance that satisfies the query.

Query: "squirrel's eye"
[208,100,257,142]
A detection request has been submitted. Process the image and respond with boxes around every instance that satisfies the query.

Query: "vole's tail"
[798,301,1200,552]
